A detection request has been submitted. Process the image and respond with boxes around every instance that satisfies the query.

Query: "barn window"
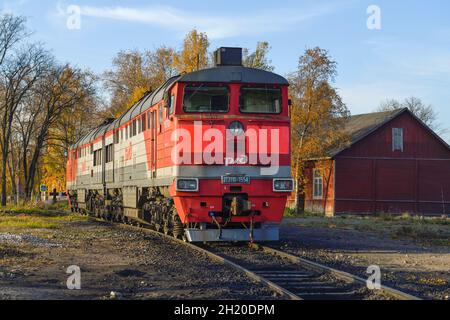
[392,128,404,152]
[313,169,323,199]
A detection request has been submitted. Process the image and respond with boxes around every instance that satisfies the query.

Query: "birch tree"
[289,47,350,213]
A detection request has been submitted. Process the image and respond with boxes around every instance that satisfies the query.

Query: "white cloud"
[55,3,337,39]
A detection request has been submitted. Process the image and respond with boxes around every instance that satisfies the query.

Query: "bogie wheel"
[163,225,170,235]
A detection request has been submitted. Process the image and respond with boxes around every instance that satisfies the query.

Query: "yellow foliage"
[173,29,210,74]
[41,141,66,192]
[125,86,148,113]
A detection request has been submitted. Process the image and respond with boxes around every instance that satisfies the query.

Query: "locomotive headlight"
[273,179,294,192]
[176,178,199,192]
[228,121,244,136]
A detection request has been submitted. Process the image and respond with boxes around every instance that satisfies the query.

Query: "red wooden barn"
[301,108,450,216]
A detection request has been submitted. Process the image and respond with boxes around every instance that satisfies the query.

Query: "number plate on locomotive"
[221,176,250,184]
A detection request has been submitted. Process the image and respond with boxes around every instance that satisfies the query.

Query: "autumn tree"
[15,64,97,200]
[0,15,28,203]
[145,46,177,84]
[0,15,27,67]
[0,43,51,205]
[0,14,101,205]
[173,29,210,74]
[104,47,177,117]
[377,96,441,132]
[243,42,274,71]
[40,99,101,195]
[289,47,350,212]
[103,50,151,117]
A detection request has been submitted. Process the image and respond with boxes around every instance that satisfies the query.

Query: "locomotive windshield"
[183,85,229,113]
[239,87,281,114]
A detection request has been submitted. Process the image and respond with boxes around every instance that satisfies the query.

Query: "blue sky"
[2,0,449,141]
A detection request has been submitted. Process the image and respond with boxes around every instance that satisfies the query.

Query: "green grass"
[284,208,323,218]
[47,201,70,211]
[0,204,88,230]
[0,215,59,229]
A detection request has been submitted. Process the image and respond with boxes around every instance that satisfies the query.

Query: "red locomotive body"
[67,47,292,242]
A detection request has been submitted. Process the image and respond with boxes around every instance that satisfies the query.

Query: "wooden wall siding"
[303,111,450,216]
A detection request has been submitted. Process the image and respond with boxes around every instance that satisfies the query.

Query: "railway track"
[197,242,420,300]
[111,220,420,301]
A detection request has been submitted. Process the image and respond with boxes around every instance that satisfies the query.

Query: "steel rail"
[256,244,421,300]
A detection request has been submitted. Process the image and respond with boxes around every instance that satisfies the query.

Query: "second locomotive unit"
[66,47,293,242]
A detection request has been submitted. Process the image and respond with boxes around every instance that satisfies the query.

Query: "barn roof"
[327,108,450,157]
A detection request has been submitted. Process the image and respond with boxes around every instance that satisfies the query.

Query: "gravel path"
[276,219,450,300]
[201,243,394,300]
[0,219,277,300]
[0,233,62,248]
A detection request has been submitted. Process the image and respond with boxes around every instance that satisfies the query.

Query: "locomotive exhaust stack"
[214,47,243,66]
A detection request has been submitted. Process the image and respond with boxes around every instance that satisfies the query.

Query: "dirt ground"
[277,216,450,300]
[1,209,449,300]
[0,212,277,300]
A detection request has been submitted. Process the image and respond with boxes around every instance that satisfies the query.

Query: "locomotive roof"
[177,66,289,85]
[71,66,288,149]
[72,76,179,148]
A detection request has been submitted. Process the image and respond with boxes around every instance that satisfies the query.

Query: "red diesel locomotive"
[66,47,293,242]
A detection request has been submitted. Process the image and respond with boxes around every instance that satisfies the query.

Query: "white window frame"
[392,127,404,152]
[313,169,323,200]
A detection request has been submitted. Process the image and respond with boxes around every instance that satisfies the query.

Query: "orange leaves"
[289,47,350,200]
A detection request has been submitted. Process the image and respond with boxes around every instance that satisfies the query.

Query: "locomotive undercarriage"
[72,187,186,240]
[70,187,279,242]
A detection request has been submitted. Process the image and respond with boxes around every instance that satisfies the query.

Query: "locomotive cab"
[168,48,293,242]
